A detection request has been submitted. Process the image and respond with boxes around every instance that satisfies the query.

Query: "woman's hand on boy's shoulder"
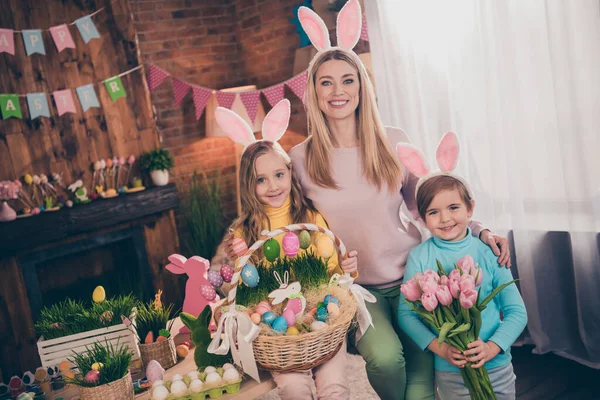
[464,338,501,368]
[479,230,512,268]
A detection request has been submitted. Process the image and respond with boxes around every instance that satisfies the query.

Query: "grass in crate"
[235,250,330,307]
[35,294,137,340]
[65,341,132,387]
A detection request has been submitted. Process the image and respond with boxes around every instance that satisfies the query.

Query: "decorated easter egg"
[287,326,300,335]
[190,379,204,393]
[241,264,259,287]
[317,236,335,258]
[85,369,100,383]
[144,331,154,344]
[311,321,327,330]
[323,294,332,307]
[263,238,280,262]
[329,296,340,306]
[250,313,261,324]
[223,368,240,383]
[92,286,105,303]
[172,373,183,381]
[282,232,300,257]
[327,302,340,318]
[220,264,234,283]
[316,307,328,322]
[255,300,272,316]
[205,372,222,384]
[176,344,189,358]
[286,298,303,315]
[200,284,217,301]
[204,366,217,374]
[261,311,277,325]
[16,394,33,400]
[232,237,248,257]
[207,269,224,288]
[282,308,296,326]
[222,363,235,371]
[170,380,187,396]
[271,316,288,333]
[91,362,103,371]
[151,385,169,400]
[298,230,311,249]
[145,360,164,384]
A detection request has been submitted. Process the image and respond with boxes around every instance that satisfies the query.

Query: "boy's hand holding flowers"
[440,342,467,368]
[464,339,501,369]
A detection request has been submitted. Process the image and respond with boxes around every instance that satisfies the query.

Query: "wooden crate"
[37,324,140,367]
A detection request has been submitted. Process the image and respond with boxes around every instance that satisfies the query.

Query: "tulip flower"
[459,274,476,292]
[459,289,478,309]
[400,279,422,302]
[435,285,453,306]
[421,292,439,312]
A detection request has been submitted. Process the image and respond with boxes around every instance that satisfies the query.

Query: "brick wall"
[129,0,307,254]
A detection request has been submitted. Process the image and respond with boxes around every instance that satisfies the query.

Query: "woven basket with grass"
[79,371,133,400]
[228,223,357,372]
[138,336,177,369]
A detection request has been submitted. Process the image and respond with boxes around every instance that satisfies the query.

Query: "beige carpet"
[256,353,380,400]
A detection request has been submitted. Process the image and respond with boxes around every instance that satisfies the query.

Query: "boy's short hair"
[416,175,473,220]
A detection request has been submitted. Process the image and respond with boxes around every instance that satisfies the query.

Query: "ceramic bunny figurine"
[268,271,306,316]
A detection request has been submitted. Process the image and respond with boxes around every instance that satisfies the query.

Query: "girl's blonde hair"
[304,50,402,192]
[231,141,316,248]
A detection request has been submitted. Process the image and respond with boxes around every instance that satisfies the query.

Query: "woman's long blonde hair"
[305,50,402,192]
[231,141,316,248]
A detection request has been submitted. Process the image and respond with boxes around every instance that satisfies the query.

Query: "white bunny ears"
[396,131,473,198]
[214,98,291,150]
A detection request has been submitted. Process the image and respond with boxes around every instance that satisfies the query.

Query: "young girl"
[396,132,527,399]
[215,99,358,400]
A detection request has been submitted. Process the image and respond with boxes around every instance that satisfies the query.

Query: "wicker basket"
[138,336,177,369]
[79,372,134,400]
[228,223,357,372]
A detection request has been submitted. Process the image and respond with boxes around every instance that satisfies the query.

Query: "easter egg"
[207,269,224,288]
[170,380,187,396]
[282,232,300,257]
[204,366,217,374]
[311,321,327,330]
[190,379,204,393]
[152,380,165,388]
[271,316,288,332]
[92,286,105,303]
[85,370,100,383]
[220,264,234,283]
[287,326,300,335]
[323,294,332,307]
[232,237,248,257]
[255,300,272,316]
[316,307,328,322]
[172,373,183,381]
[91,362,103,371]
[317,236,335,258]
[298,230,311,249]
[187,370,200,380]
[223,368,240,383]
[329,296,340,306]
[151,385,169,400]
[200,284,217,301]
[262,311,277,325]
[222,363,235,370]
[176,344,189,358]
[241,264,259,287]
[282,308,296,326]
[16,394,33,400]
[144,331,154,344]
[285,297,303,315]
[327,302,340,318]
[145,360,164,384]
[205,372,222,384]
[250,313,261,324]
[263,238,280,262]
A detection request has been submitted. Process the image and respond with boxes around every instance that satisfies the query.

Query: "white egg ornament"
[171,373,183,381]
[151,385,169,400]
[223,368,241,383]
[222,363,235,371]
[205,372,222,384]
[311,320,327,330]
[151,380,165,388]
[189,379,204,393]
[170,380,187,396]
[241,264,259,287]
[204,366,217,374]
[187,370,200,380]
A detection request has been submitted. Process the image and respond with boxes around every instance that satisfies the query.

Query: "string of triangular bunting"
[147,64,309,122]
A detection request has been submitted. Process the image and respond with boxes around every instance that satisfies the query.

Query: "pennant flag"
[0,94,22,119]
[240,91,261,124]
[53,89,76,116]
[0,29,15,55]
[261,83,284,107]
[74,15,101,44]
[286,71,308,104]
[147,64,170,92]
[360,15,369,42]
[215,91,236,109]
[26,93,50,119]
[172,78,190,106]
[49,24,76,52]
[22,29,45,56]
[192,86,212,120]
[104,76,126,101]
[76,84,100,111]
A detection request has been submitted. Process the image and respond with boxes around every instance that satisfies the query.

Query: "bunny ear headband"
[214,98,291,151]
[298,0,364,72]
[396,131,473,198]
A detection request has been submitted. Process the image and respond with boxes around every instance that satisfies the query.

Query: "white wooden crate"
[37,323,140,367]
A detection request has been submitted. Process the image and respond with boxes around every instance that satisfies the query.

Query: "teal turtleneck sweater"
[398,228,527,373]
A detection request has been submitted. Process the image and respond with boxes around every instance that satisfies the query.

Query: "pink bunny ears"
[214,98,291,149]
[396,131,473,198]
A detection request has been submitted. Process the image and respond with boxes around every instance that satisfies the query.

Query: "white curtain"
[366,0,600,368]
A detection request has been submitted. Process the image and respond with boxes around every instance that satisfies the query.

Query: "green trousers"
[355,285,435,400]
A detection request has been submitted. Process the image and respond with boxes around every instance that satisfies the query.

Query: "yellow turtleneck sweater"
[234,196,341,276]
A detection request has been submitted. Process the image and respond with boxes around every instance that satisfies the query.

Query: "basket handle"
[227,223,348,308]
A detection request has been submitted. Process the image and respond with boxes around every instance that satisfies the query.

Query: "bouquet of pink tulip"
[401,255,517,400]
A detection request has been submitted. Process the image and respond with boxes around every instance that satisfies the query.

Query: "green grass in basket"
[133,301,176,343]
[66,341,132,387]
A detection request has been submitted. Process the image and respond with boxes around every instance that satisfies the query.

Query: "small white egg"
[222,363,235,371]
[187,370,200,380]
[151,385,169,400]
[151,379,165,388]
[204,371,222,384]
[223,368,240,383]
[204,366,217,374]
[189,378,204,393]
[170,380,188,396]
[311,320,327,330]
[171,373,183,381]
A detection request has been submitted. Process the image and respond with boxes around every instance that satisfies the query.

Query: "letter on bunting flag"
[26,93,50,119]
[74,15,100,43]
[22,29,45,56]
[104,77,126,101]
[0,29,15,55]
[0,94,22,119]
[76,84,100,111]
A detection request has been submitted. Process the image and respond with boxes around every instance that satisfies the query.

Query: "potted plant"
[65,341,134,400]
[140,149,174,186]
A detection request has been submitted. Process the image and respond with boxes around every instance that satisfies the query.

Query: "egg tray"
[151,378,242,400]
